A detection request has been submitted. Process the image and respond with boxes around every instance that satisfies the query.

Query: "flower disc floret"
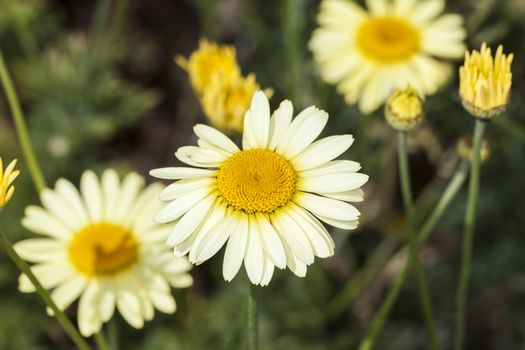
[217,149,296,213]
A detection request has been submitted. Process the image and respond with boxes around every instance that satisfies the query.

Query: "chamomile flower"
[14,170,193,336]
[151,92,368,286]
[309,0,466,113]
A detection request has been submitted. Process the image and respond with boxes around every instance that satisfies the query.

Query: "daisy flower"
[309,0,466,113]
[151,91,368,286]
[14,170,193,336]
[0,157,19,209]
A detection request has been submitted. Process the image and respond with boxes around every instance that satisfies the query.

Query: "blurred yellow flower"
[309,0,466,113]
[176,39,270,132]
[0,157,19,209]
[175,39,239,95]
[457,136,490,163]
[459,43,513,119]
[202,73,272,133]
[385,86,423,131]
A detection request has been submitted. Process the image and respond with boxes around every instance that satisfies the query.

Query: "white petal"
[40,189,83,231]
[187,203,227,261]
[14,239,66,262]
[160,178,216,201]
[175,146,229,168]
[260,256,275,287]
[55,179,89,226]
[101,169,121,221]
[222,214,249,282]
[150,167,216,180]
[150,290,176,313]
[287,204,334,258]
[77,281,101,337]
[277,107,328,159]
[116,289,144,329]
[129,183,163,233]
[300,160,361,177]
[244,91,271,149]
[98,283,116,322]
[268,100,293,151]
[166,194,216,246]
[298,172,369,193]
[22,206,72,240]
[80,170,104,222]
[19,263,74,292]
[315,216,360,230]
[113,172,144,224]
[255,213,286,269]
[193,124,239,154]
[193,215,234,264]
[154,187,214,224]
[244,215,265,285]
[295,192,360,222]
[50,277,87,311]
[292,135,354,171]
[319,188,365,202]
[271,210,314,265]
[366,0,389,15]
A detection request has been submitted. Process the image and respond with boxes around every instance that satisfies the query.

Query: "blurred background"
[0,0,524,349]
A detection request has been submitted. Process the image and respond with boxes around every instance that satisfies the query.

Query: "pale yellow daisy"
[309,0,467,113]
[151,91,368,286]
[0,157,19,209]
[15,170,193,336]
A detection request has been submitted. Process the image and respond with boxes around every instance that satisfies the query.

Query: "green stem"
[454,120,486,350]
[95,330,110,350]
[283,0,302,104]
[108,319,118,350]
[358,160,469,350]
[325,237,398,320]
[248,284,258,350]
[397,132,438,350]
[0,50,46,193]
[0,234,90,350]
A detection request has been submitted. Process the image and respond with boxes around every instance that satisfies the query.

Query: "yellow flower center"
[69,223,139,276]
[356,17,420,63]
[217,149,297,214]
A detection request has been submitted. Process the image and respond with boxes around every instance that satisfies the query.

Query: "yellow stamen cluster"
[459,43,513,119]
[385,86,424,131]
[217,149,297,214]
[69,223,139,276]
[0,158,20,209]
[357,17,420,63]
[176,39,271,132]
[457,136,490,163]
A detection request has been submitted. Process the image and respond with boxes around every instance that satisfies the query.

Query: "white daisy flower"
[151,91,368,286]
[14,170,193,337]
[309,0,467,113]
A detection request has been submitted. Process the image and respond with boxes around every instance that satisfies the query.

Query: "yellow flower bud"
[456,136,490,163]
[385,86,423,131]
[459,43,513,119]
[0,157,20,209]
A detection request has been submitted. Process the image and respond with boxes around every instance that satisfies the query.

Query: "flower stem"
[248,283,258,350]
[358,160,469,350]
[95,330,110,350]
[0,233,90,350]
[0,50,47,193]
[454,119,486,350]
[397,132,438,350]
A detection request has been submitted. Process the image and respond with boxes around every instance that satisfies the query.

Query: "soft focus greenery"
[0,0,524,349]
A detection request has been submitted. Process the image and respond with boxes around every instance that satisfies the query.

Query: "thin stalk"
[248,284,258,350]
[454,120,486,350]
[108,319,118,350]
[0,50,46,193]
[397,132,438,350]
[358,161,469,350]
[0,234,90,350]
[325,237,398,320]
[95,330,110,350]
[283,0,302,104]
